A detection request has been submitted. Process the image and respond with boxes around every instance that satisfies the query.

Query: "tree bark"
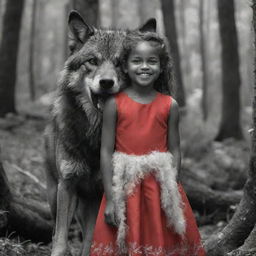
[178,0,191,92]
[215,0,243,141]
[204,2,256,254]
[204,180,256,256]
[0,1,5,33]
[111,0,118,27]
[0,160,53,243]
[228,224,256,255]
[161,0,186,107]
[182,173,242,214]
[199,0,208,121]
[113,0,140,29]
[0,0,25,117]
[139,0,156,24]
[178,0,186,53]
[29,0,37,101]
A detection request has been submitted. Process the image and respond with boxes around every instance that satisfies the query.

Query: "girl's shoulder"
[111,91,129,111]
[114,91,125,99]
[168,96,178,109]
[113,91,125,104]
[157,93,174,106]
[158,92,172,100]
[157,93,179,115]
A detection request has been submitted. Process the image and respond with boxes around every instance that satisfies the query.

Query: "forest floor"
[0,108,251,255]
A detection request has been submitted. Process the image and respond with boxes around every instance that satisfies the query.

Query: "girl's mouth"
[137,73,152,78]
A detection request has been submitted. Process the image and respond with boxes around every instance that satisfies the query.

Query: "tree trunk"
[72,0,99,26]
[160,0,186,107]
[204,179,256,256]
[28,0,37,101]
[228,224,256,255]
[111,0,118,27]
[178,0,191,91]
[33,0,45,89]
[215,0,243,141]
[182,171,242,214]
[0,1,6,34]
[204,2,256,254]
[114,0,141,29]
[199,0,208,121]
[0,0,25,117]
[178,0,186,53]
[139,0,156,24]
[0,160,53,242]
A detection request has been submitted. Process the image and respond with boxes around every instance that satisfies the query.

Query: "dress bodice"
[114,91,172,155]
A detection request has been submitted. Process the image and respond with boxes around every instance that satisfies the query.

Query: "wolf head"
[63,12,123,111]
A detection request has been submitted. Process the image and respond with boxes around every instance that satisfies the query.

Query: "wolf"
[44,11,156,256]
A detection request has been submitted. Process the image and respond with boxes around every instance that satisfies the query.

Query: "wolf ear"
[68,11,95,53]
[138,18,157,33]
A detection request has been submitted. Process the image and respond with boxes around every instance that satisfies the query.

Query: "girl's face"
[125,41,161,89]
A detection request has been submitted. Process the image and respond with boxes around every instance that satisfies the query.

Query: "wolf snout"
[100,79,114,90]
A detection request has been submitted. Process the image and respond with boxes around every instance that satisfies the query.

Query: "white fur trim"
[112,151,186,253]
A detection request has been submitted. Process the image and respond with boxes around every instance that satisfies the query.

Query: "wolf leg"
[44,126,59,220]
[45,167,58,220]
[51,179,78,256]
[76,198,101,256]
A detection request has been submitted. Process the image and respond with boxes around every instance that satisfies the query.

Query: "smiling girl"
[90,30,205,256]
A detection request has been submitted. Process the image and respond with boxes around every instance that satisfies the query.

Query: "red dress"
[90,92,206,256]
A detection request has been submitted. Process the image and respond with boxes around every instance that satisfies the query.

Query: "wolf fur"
[112,151,186,253]
[44,11,157,256]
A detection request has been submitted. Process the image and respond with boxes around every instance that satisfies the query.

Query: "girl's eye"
[148,59,159,64]
[131,59,141,64]
[88,58,98,66]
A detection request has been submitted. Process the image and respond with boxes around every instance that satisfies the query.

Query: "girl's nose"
[141,62,149,70]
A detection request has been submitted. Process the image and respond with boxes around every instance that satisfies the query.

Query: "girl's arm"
[100,96,117,226]
[168,98,181,183]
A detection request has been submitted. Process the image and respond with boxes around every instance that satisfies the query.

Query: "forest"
[0,0,255,255]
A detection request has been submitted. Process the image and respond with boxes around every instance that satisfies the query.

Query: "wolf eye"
[113,58,121,67]
[88,57,98,66]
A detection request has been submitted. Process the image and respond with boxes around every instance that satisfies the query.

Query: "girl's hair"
[121,30,175,95]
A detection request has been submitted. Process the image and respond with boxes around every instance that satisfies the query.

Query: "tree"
[139,0,156,24]
[215,0,243,141]
[29,0,37,101]
[161,0,186,108]
[112,0,141,29]
[0,157,53,242]
[0,0,25,117]
[177,0,191,93]
[204,2,256,255]
[199,0,208,121]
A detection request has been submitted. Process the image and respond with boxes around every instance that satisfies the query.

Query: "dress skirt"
[90,173,205,256]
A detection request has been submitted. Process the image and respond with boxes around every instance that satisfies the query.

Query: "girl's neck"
[128,83,155,96]
[124,84,158,104]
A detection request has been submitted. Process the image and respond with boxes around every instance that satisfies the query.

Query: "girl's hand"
[104,200,118,227]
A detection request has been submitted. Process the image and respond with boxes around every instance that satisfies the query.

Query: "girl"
[90,31,206,256]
